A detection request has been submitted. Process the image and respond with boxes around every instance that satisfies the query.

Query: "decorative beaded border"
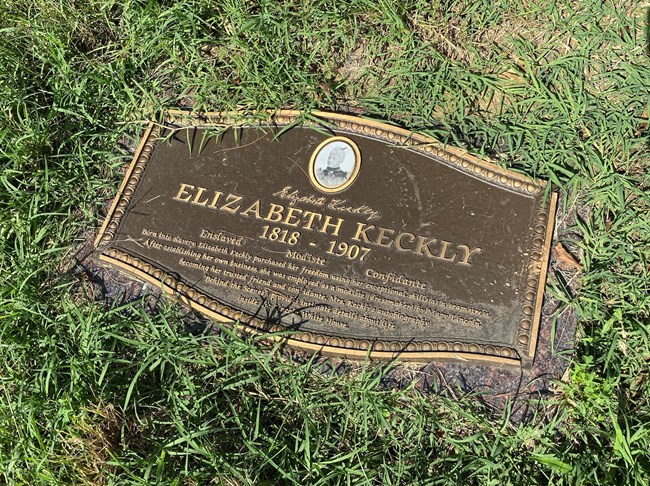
[95,110,557,367]
[99,247,520,364]
[95,122,160,247]
[167,110,545,196]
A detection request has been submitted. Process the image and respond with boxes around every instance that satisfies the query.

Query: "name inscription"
[173,183,482,267]
[95,111,556,367]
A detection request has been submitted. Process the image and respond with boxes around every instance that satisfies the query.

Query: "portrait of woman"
[309,137,361,193]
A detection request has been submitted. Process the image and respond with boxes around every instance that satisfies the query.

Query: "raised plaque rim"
[95,110,557,367]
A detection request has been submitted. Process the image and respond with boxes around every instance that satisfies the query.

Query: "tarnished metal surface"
[95,111,556,367]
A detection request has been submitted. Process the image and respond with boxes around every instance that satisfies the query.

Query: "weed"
[0,0,648,483]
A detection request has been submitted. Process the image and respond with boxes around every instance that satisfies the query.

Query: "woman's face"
[327,147,346,168]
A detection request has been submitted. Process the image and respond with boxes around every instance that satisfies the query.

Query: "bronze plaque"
[95,111,556,367]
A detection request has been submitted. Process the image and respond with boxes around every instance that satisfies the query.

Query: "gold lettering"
[415,236,437,258]
[220,194,243,214]
[283,207,303,227]
[207,191,224,208]
[191,187,209,206]
[265,203,285,222]
[437,240,457,262]
[240,199,262,219]
[302,211,322,231]
[173,183,194,202]
[319,216,344,236]
[365,268,378,279]
[395,232,415,251]
[375,227,395,248]
[352,223,375,243]
[457,245,482,266]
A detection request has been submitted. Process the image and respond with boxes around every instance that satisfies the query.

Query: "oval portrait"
[309,136,361,194]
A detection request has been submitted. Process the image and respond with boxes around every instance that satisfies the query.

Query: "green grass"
[1,0,649,483]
